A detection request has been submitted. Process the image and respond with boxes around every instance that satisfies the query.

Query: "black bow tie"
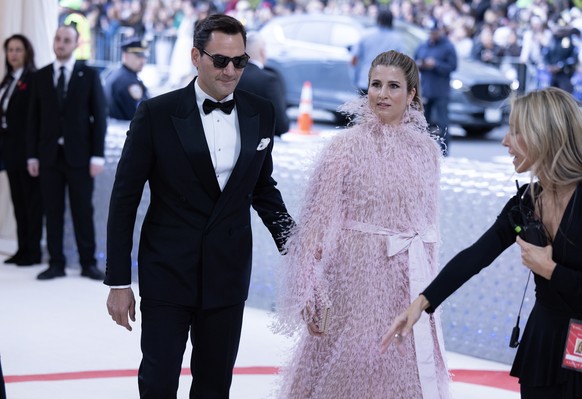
[202,98,235,115]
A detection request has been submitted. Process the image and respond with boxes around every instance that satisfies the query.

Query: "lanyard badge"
[562,318,582,373]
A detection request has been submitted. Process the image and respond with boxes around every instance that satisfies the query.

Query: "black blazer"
[105,79,294,308]
[27,61,106,168]
[1,70,34,170]
[237,63,290,136]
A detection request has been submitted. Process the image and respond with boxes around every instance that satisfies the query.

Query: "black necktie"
[0,75,14,129]
[56,66,66,106]
[202,98,235,115]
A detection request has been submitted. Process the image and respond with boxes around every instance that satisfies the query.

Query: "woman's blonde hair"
[509,87,582,188]
[368,50,423,112]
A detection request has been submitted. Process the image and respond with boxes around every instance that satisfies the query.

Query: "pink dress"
[274,98,451,399]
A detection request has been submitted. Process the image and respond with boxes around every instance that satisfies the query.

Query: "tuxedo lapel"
[221,101,259,196]
[171,82,221,200]
[44,66,59,101]
[64,62,81,105]
[209,93,261,224]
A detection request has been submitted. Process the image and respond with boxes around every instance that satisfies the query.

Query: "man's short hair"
[377,8,393,29]
[193,14,247,50]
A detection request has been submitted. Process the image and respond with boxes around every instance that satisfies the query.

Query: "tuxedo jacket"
[236,63,290,136]
[105,79,294,308]
[2,70,34,170]
[27,61,106,168]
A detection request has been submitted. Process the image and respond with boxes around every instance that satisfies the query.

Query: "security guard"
[104,38,149,120]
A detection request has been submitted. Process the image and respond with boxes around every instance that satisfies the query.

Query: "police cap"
[121,38,149,57]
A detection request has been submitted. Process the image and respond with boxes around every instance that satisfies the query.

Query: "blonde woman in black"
[383,87,582,399]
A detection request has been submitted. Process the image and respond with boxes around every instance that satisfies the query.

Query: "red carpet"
[6,367,519,392]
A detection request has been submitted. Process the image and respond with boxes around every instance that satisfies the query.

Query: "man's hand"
[424,57,436,68]
[107,288,136,331]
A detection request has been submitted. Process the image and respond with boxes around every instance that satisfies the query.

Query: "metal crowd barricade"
[92,29,177,70]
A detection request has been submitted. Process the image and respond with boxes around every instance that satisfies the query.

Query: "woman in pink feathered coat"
[274,50,451,398]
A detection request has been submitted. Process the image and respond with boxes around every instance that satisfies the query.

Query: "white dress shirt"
[195,79,241,191]
[0,67,22,128]
[53,56,76,90]
[1,67,22,110]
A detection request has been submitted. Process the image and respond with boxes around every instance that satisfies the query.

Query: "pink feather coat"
[274,97,451,399]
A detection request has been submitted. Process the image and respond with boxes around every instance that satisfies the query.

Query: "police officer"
[105,38,149,120]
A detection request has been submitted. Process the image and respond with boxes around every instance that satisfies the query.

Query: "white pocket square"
[256,138,271,151]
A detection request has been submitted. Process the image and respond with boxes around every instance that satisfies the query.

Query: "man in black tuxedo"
[237,31,290,136]
[105,14,295,398]
[27,24,107,281]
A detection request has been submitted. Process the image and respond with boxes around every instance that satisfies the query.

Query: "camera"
[507,181,548,247]
[515,219,547,247]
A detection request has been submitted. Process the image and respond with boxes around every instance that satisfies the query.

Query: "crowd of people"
[60,0,582,95]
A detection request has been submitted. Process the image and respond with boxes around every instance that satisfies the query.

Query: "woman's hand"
[306,319,325,337]
[515,236,556,280]
[380,295,429,354]
[301,305,326,337]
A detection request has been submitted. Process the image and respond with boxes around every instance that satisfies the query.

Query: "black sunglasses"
[201,49,250,69]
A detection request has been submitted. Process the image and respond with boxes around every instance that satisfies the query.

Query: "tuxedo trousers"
[6,167,43,259]
[39,147,96,269]
[138,298,245,399]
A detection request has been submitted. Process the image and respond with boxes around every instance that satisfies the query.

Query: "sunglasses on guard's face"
[201,48,250,69]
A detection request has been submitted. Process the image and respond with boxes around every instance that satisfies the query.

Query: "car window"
[279,20,361,49]
[328,24,361,48]
[292,21,332,45]
[279,21,301,41]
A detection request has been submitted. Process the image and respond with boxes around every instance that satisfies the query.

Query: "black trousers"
[39,148,96,269]
[6,167,43,259]
[138,299,245,399]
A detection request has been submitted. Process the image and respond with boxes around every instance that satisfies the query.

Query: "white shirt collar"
[12,67,24,81]
[53,56,76,73]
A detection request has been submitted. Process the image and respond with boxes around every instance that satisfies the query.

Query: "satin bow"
[202,98,235,115]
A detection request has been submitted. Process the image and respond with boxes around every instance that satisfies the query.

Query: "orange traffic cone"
[292,81,314,135]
